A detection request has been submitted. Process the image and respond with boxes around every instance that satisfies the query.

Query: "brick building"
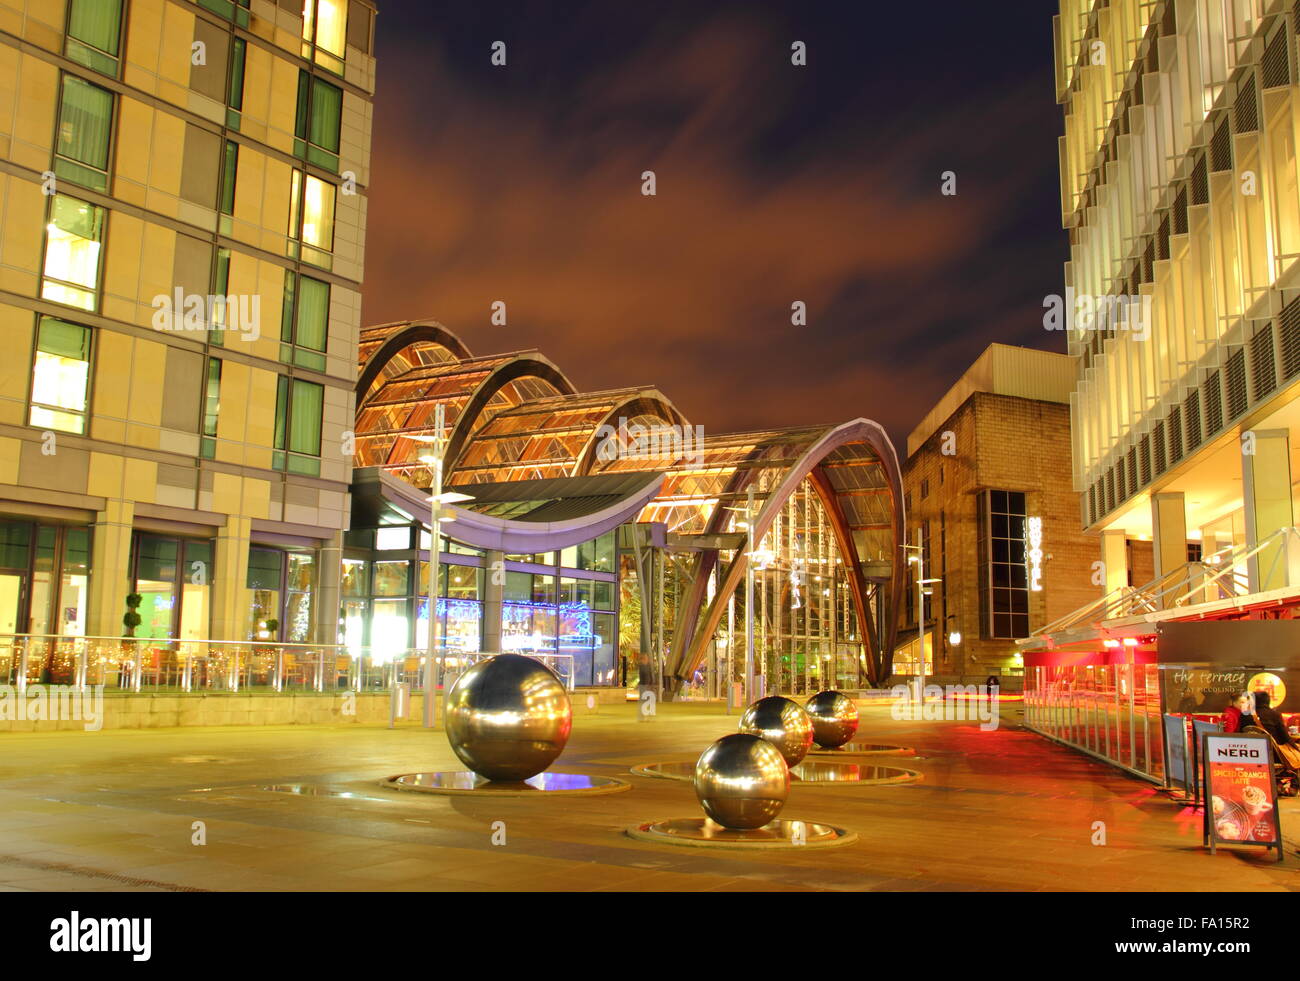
[895,344,1102,687]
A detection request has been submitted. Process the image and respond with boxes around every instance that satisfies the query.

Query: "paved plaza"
[0,700,1296,892]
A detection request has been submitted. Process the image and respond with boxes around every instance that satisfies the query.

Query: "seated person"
[1223,692,1253,733]
[1246,691,1294,746]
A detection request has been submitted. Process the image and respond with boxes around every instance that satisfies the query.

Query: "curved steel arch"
[443,355,577,478]
[668,418,905,694]
[574,392,691,477]
[356,321,474,407]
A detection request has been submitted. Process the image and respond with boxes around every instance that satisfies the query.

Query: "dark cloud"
[362,1,1066,447]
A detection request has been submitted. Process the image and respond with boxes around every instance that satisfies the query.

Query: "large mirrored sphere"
[806,690,859,748]
[694,733,789,829]
[739,695,814,767]
[444,654,573,782]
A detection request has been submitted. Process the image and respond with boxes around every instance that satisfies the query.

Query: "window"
[210,247,231,345]
[65,0,123,77]
[280,271,329,370]
[560,531,616,572]
[227,37,247,128]
[219,140,238,220]
[372,560,409,596]
[201,358,222,458]
[295,72,343,172]
[29,317,92,434]
[302,0,348,75]
[133,534,212,640]
[247,546,284,640]
[273,376,324,476]
[284,553,314,641]
[979,490,1029,640]
[55,74,113,192]
[375,526,411,551]
[29,526,91,642]
[288,170,336,268]
[197,0,250,28]
[42,195,105,310]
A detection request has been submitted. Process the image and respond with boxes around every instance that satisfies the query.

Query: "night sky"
[362,1,1067,448]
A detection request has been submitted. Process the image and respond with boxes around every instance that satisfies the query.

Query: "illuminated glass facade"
[352,321,907,693]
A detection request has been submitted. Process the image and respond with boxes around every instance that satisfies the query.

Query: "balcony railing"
[1026,526,1300,641]
[0,636,576,694]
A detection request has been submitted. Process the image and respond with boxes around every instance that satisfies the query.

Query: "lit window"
[42,195,105,311]
[29,317,92,435]
[288,170,336,268]
[302,0,348,75]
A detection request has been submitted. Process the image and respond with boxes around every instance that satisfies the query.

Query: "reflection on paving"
[808,742,915,756]
[263,785,391,802]
[632,760,919,785]
[627,817,857,849]
[385,771,630,795]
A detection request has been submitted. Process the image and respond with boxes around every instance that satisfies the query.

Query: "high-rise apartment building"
[0,0,376,645]
[1024,2,1300,779]
[1053,1,1300,610]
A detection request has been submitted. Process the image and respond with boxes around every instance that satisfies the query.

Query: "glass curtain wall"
[709,477,858,695]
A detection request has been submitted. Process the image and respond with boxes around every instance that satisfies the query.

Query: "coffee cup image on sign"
[1212,795,1226,816]
[1241,784,1272,816]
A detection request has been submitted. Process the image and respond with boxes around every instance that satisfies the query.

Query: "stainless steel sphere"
[694,733,790,829]
[739,695,814,767]
[444,654,573,782]
[806,690,859,748]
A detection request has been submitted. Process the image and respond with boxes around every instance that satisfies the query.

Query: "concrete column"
[1242,428,1295,592]
[87,499,134,637]
[210,515,251,641]
[313,531,343,645]
[1150,492,1188,608]
[1100,530,1128,597]
[482,549,504,653]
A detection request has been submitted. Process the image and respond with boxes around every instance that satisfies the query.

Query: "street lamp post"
[410,406,473,729]
[904,529,942,712]
[744,487,756,706]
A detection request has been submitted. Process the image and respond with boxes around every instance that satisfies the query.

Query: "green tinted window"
[55,75,113,191]
[66,0,123,75]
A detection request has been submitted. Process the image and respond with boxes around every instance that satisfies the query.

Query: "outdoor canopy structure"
[354,320,907,693]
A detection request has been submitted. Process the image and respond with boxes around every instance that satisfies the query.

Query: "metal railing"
[0,635,576,695]
[1026,526,1300,641]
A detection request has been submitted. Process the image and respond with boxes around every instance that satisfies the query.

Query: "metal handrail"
[1026,526,1300,641]
[0,635,578,695]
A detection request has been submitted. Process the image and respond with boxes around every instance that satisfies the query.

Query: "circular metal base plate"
[626,817,857,849]
[384,771,630,796]
[808,742,915,757]
[631,760,918,786]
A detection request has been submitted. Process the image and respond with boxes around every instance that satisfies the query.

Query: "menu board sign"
[1163,715,1191,795]
[1201,733,1283,860]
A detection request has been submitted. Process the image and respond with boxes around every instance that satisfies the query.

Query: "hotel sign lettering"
[1025,516,1043,592]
